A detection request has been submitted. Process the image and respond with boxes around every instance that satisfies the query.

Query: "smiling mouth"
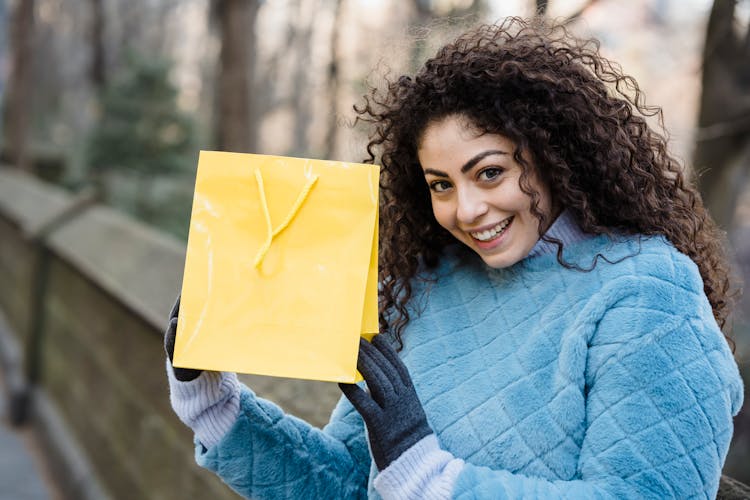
[469,217,514,242]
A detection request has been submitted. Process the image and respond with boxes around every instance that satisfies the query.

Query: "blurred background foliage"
[86,51,197,236]
[87,52,196,179]
[1,0,749,482]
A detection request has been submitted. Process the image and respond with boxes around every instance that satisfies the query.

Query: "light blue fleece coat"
[194,234,743,499]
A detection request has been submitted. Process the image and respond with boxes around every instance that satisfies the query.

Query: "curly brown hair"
[355,17,735,349]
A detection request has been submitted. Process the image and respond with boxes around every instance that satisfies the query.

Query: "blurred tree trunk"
[409,0,487,69]
[323,0,344,159]
[536,0,549,15]
[290,0,318,156]
[410,0,437,69]
[694,0,750,230]
[213,0,260,152]
[89,0,106,90]
[3,0,35,171]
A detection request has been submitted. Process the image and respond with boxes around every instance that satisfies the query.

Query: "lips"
[469,217,513,242]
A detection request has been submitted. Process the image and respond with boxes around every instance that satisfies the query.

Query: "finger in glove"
[163,295,202,382]
[356,338,397,407]
[371,334,412,388]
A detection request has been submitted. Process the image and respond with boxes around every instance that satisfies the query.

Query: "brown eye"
[478,167,503,181]
[430,180,452,192]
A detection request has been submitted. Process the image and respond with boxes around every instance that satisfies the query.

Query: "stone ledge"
[0,167,70,231]
[0,167,185,331]
[45,206,185,331]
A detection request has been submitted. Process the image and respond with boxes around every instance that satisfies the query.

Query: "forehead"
[419,115,479,145]
[418,116,515,168]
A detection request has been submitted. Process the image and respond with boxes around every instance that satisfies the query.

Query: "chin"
[478,253,519,269]
[475,243,538,268]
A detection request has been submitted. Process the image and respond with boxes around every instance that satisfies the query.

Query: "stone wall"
[0,167,342,499]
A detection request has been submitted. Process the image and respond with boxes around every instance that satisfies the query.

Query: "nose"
[455,186,488,224]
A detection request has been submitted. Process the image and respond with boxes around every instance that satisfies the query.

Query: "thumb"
[164,317,178,362]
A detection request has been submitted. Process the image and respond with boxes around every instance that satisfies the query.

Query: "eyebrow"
[422,149,508,177]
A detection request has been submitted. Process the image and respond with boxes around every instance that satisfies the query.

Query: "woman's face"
[418,115,554,269]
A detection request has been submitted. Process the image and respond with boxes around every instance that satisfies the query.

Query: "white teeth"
[470,218,512,241]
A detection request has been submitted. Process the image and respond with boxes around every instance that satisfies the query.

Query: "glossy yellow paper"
[173,151,379,383]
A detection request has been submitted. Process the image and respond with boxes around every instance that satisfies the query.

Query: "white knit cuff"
[373,434,464,500]
[166,360,241,449]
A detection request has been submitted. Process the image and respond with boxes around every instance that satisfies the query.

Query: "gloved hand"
[339,335,433,471]
[164,295,202,382]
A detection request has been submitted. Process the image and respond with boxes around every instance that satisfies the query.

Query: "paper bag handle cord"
[253,169,319,268]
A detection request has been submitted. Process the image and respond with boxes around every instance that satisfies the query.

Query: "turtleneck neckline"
[526,209,590,259]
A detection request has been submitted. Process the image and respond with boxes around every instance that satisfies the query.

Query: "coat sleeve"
[197,388,372,499]
[374,274,744,500]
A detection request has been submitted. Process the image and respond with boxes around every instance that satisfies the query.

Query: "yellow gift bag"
[173,151,379,383]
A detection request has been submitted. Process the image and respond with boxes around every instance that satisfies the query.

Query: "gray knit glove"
[164,296,202,382]
[339,336,433,471]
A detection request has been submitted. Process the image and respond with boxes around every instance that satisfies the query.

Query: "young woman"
[165,17,744,499]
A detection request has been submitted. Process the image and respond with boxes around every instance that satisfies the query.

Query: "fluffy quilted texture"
[197,235,743,499]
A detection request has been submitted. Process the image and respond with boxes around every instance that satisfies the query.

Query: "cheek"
[525,176,553,215]
[430,200,453,229]
[516,185,545,218]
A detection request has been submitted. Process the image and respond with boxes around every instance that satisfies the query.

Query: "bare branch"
[695,113,750,142]
[563,0,599,24]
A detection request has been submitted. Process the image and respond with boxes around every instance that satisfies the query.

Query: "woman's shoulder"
[511,233,708,314]
[611,234,702,289]
[411,233,704,298]
[554,232,701,284]
[578,235,713,329]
